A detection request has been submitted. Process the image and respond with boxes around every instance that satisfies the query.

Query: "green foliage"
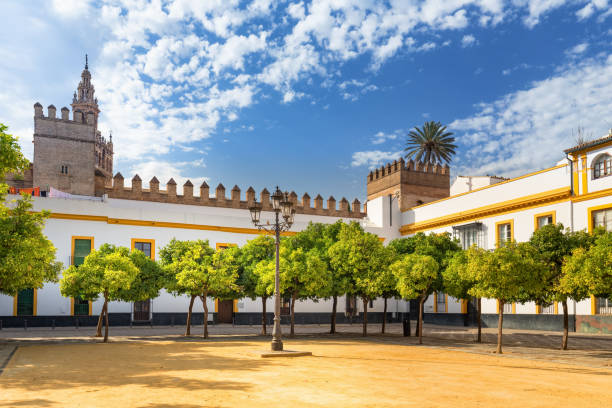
[561,231,612,301]
[391,254,439,300]
[0,123,61,296]
[466,242,547,304]
[169,240,239,298]
[442,251,473,300]
[281,243,330,299]
[404,121,457,165]
[387,236,418,259]
[60,244,138,301]
[239,235,275,299]
[328,221,388,300]
[160,239,200,296]
[0,123,29,181]
[529,223,595,304]
[116,250,166,302]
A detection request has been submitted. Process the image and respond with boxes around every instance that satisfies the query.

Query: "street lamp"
[249,186,295,351]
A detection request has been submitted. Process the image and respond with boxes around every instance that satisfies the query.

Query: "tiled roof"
[564,132,612,154]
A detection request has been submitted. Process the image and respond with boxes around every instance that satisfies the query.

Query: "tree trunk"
[330,295,337,334]
[201,295,209,339]
[261,296,267,335]
[418,296,425,344]
[96,301,106,337]
[477,297,482,343]
[185,295,195,336]
[362,297,368,337]
[103,297,109,343]
[562,300,569,350]
[290,291,296,337]
[497,300,504,354]
[382,297,387,334]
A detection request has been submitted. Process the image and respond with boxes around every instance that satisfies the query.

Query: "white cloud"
[351,150,403,168]
[566,42,589,56]
[461,34,477,47]
[128,159,209,195]
[51,0,92,19]
[372,131,400,145]
[576,0,610,20]
[450,54,612,178]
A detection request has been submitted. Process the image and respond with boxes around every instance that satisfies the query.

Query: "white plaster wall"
[586,145,612,194]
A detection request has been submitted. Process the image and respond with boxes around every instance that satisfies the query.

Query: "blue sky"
[1,1,611,203]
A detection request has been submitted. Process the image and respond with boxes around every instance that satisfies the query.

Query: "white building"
[2,61,612,333]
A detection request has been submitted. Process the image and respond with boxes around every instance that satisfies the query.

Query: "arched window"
[593,154,612,179]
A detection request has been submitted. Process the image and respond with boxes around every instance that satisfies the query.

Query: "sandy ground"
[1,337,611,408]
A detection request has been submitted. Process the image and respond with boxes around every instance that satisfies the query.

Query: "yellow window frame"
[13,289,37,316]
[131,238,155,259]
[494,219,514,247]
[534,210,556,231]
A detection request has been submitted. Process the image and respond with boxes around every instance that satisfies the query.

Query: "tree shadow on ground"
[0,342,280,394]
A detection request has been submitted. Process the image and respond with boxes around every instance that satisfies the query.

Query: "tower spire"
[71,55,99,128]
[85,54,88,70]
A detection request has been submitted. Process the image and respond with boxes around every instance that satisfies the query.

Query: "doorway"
[133,300,151,321]
[217,299,234,323]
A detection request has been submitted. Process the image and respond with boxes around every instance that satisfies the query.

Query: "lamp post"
[249,186,295,351]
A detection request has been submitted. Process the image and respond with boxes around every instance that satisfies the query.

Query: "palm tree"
[404,121,456,165]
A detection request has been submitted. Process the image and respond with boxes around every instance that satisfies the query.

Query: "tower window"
[60,165,69,175]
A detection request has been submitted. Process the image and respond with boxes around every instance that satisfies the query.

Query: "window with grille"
[592,208,612,232]
[453,222,483,249]
[134,241,152,258]
[74,297,89,315]
[540,303,555,314]
[497,223,512,247]
[435,293,446,313]
[503,303,513,314]
[593,154,612,179]
[596,297,612,315]
[60,165,69,174]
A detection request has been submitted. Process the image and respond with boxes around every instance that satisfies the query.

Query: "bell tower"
[71,54,100,129]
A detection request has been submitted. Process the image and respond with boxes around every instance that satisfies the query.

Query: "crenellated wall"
[367,157,450,211]
[106,174,366,218]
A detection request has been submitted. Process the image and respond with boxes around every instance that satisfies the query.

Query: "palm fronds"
[404,121,456,165]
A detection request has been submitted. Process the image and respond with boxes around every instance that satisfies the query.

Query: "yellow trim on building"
[405,164,568,212]
[581,155,588,195]
[512,303,516,314]
[554,302,558,314]
[400,187,570,235]
[535,304,541,314]
[572,187,612,203]
[534,210,556,231]
[445,294,448,313]
[45,213,298,237]
[460,299,468,314]
[495,219,514,248]
[587,203,612,233]
[131,238,156,259]
[233,299,239,313]
[572,155,580,196]
[591,295,597,315]
[216,242,237,250]
[433,292,447,313]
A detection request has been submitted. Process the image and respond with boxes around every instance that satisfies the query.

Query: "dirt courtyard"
[1,338,611,407]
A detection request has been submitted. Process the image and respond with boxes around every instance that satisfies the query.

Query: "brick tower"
[32,56,113,196]
[366,158,450,212]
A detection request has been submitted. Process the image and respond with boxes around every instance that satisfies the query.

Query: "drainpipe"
[566,153,577,331]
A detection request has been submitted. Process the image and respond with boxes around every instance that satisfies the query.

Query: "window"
[131,239,155,259]
[592,208,612,232]
[596,297,612,315]
[434,292,446,313]
[15,288,35,316]
[453,222,483,249]
[539,303,555,314]
[503,303,513,314]
[72,237,93,267]
[496,220,513,247]
[60,165,69,174]
[535,211,556,230]
[71,237,93,315]
[593,154,612,179]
